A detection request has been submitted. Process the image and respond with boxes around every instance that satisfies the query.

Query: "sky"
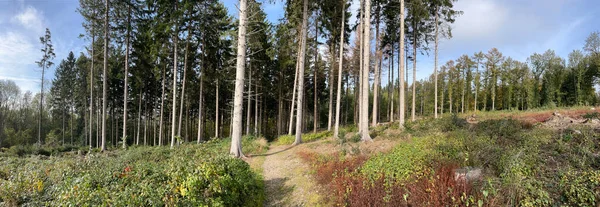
[1,0,599,93]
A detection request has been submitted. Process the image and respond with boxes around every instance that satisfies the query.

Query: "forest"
[1,0,600,206]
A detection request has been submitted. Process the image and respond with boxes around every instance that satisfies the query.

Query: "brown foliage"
[298,153,489,207]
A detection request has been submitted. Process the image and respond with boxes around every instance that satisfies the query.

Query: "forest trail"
[260,144,322,207]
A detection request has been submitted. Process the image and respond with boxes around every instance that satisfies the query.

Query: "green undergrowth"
[0,138,266,206]
[302,113,600,206]
[274,130,333,145]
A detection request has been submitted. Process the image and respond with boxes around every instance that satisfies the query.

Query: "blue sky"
[1,0,599,93]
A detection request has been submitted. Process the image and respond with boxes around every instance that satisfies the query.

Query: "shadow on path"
[264,177,297,207]
[250,145,296,157]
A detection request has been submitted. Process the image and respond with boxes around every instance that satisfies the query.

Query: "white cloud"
[11,6,44,33]
[0,32,37,65]
[0,31,41,93]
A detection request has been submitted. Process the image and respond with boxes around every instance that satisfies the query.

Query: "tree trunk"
[313,13,319,133]
[159,64,166,146]
[288,58,299,135]
[328,43,334,131]
[474,60,479,111]
[398,0,405,128]
[197,68,204,143]
[101,0,109,151]
[293,0,309,145]
[371,10,382,127]
[246,66,252,135]
[461,66,466,113]
[277,69,283,136]
[230,0,247,158]
[441,66,445,114]
[122,5,131,149]
[89,10,95,149]
[333,3,345,138]
[178,27,191,139]
[434,9,439,118]
[358,3,363,129]
[360,0,372,141]
[215,80,219,138]
[170,1,179,149]
[411,22,417,122]
[254,80,258,135]
[137,92,142,145]
[389,45,394,122]
[144,104,148,145]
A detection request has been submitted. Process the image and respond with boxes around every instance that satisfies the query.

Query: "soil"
[259,144,322,207]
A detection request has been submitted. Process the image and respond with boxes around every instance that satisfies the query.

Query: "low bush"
[0,141,264,206]
[274,130,332,145]
[582,111,599,119]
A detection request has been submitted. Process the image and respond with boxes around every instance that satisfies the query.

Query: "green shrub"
[582,111,599,119]
[441,114,468,132]
[275,131,332,145]
[361,136,437,181]
[0,142,265,206]
[559,170,600,206]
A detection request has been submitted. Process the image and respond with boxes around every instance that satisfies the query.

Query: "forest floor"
[257,143,321,207]
[249,127,403,206]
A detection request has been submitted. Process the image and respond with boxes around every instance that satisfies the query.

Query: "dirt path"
[260,144,321,207]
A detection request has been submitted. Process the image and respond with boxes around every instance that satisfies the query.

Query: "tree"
[121,3,132,148]
[101,0,109,151]
[399,0,406,128]
[473,51,484,111]
[334,0,347,138]
[359,0,372,141]
[230,0,248,157]
[170,1,179,149]
[406,0,432,121]
[370,0,383,126]
[50,52,76,145]
[429,0,460,118]
[293,0,309,145]
[36,28,56,145]
[485,48,504,110]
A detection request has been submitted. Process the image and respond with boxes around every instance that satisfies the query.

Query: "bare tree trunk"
[371,12,382,127]
[462,67,465,113]
[327,43,334,131]
[313,13,319,133]
[360,0,372,141]
[246,66,252,135]
[122,5,131,149]
[474,60,479,111]
[178,28,191,138]
[137,92,142,145]
[89,10,95,149]
[441,66,445,115]
[170,1,179,149]
[293,0,309,145]
[254,80,258,135]
[333,3,345,138]
[358,3,363,129]
[277,70,283,136]
[101,0,109,152]
[159,64,166,146]
[197,69,204,143]
[144,105,147,145]
[398,0,405,128]
[390,44,394,122]
[434,9,439,119]
[288,59,299,135]
[215,80,219,138]
[411,22,417,122]
[230,0,247,158]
